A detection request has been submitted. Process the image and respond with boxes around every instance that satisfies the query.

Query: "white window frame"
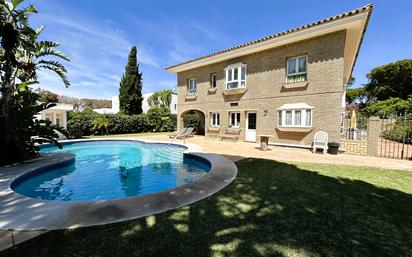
[188,78,197,96]
[45,112,52,121]
[229,112,241,128]
[211,112,220,127]
[55,113,62,126]
[225,63,246,90]
[277,108,313,128]
[286,55,307,83]
[210,73,217,88]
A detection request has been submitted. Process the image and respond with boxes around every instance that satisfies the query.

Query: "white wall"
[111,93,177,114]
[39,103,73,129]
[41,110,68,128]
[170,94,178,114]
[112,95,120,113]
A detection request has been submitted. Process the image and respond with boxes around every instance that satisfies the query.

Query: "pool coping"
[0,138,237,231]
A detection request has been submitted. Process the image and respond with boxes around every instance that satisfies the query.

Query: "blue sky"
[28,0,412,99]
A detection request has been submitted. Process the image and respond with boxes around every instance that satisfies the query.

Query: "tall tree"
[0,0,70,164]
[119,46,143,115]
[346,87,369,107]
[365,59,412,101]
[36,89,60,102]
[147,89,175,109]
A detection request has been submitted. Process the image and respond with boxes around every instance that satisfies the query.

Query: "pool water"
[12,141,210,201]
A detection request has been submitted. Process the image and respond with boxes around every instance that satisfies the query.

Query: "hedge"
[67,106,176,138]
[67,108,98,138]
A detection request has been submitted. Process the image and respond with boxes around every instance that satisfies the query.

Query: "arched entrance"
[181,110,205,135]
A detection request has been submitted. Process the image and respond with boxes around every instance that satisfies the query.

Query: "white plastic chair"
[313,131,328,155]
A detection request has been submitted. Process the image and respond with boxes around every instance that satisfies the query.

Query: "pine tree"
[119,46,143,115]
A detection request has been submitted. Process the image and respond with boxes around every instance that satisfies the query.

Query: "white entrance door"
[245,112,257,142]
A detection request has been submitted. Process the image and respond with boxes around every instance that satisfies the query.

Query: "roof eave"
[165,5,372,75]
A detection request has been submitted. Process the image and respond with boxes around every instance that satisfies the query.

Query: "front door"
[245,112,257,142]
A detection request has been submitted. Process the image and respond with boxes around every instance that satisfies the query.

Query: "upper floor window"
[229,112,241,128]
[211,112,220,127]
[188,78,197,95]
[286,56,307,83]
[225,63,246,90]
[210,73,217,88]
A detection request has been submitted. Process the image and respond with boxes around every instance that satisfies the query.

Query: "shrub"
[146,106,176,132]
[183,112,201,131]
[67,107,175,137]
[91,117,110,135]
[67,108,98,138]
[67,111,149,137]
[104,113,147,134]
[382,124,412,144]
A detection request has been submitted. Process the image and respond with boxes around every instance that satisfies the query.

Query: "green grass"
[85,132,168,138]
[3,159,412,257]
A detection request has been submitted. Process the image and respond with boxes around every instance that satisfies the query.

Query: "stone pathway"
[142,135,412,171]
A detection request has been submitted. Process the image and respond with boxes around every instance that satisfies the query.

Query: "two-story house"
[166,5,372,147]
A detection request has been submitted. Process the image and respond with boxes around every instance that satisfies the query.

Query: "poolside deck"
[139,135,412,171]
[1,134,410,252]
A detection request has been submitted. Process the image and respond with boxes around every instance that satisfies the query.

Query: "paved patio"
[140,135,412,171]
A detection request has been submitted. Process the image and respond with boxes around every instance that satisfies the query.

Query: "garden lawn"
[2,159,412,257]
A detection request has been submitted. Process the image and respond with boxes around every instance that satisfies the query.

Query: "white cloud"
[30,2,233,99]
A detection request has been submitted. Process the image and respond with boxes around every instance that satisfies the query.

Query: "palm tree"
[91,117,110,135]
[0,0,70,164]
[147,89,175,109]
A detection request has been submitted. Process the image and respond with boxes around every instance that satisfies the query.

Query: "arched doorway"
[181,110,205,135]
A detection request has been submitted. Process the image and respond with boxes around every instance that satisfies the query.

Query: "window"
[278,109,312,127]
[305,109,312,127]
[285,111,292,125]
[210,73,217,88]
[229,112,241,128]
[188,78,197,95]
[55,113,62,126]
[294,110,301,126]
[277,111,282,126]
[225,63,246,89]
[286,56,307,83]
[45,113,52,121]
[211,112,220,127]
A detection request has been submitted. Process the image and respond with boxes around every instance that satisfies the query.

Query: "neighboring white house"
[94,94,177,114]
[93,96,119,114]
[37,103,74,129]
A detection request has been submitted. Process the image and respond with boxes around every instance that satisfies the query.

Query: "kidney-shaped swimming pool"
[11,140,210,201]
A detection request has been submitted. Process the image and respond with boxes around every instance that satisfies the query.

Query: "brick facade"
[340,139,368,156]
[176,31,346,146]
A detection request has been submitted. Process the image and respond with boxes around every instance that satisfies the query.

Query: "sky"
[27,0,412,99]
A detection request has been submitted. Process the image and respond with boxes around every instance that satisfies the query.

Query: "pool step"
[151,147,183,163]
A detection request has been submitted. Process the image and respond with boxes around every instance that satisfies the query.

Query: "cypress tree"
[119,46,143,115]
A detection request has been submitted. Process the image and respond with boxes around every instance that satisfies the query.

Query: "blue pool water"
[12,140,210,201]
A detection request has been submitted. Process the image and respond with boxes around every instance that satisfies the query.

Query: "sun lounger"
[169,128,187,139]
